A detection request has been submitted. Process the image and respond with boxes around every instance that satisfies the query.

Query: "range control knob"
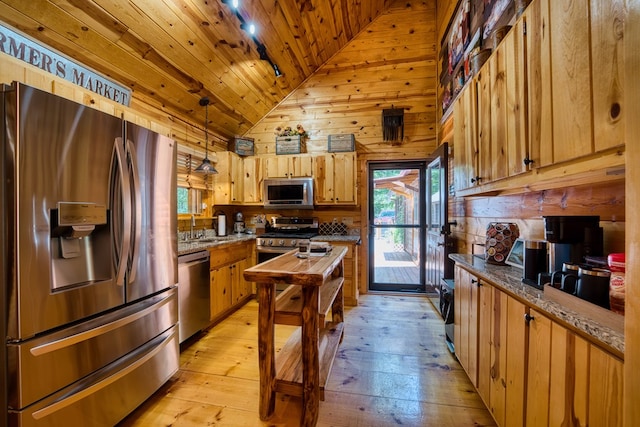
[278,239,285,246]
[267,239,273,246]
[290,240,297,246]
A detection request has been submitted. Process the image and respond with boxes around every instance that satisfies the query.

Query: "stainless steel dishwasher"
[178,250,211,344]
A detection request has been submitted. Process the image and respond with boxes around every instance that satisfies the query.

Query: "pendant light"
[195,96,217,174]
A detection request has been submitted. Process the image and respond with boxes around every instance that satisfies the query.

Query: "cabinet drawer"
[210,242,249,269]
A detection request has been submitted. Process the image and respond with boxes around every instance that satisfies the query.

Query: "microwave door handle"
[125,139,141,283]
[111,137,132,286]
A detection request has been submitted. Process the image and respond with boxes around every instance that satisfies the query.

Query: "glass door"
[425,143,454,295]
[368,162,426,292]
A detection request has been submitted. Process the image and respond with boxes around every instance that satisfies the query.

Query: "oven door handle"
[256,247,296,254]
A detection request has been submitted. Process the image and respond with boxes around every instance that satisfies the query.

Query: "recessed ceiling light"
[231,0,239,9]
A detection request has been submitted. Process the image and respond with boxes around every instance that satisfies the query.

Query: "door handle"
[111,137,131,287]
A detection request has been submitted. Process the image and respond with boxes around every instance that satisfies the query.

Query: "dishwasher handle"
[178,250,210,264]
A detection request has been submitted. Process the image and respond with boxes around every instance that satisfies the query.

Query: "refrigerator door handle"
[125,139,141,283]
[111,137,132,286]
[28,293,173,356]
[30,327,175,420]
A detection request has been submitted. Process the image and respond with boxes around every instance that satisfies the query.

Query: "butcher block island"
[243,247,347,427]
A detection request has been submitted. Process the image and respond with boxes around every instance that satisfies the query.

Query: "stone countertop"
[450,254,624,357]
[312,235,361,244]
[178,234,256,256]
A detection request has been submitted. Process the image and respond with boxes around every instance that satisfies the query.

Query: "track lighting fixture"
[222,0,283,78]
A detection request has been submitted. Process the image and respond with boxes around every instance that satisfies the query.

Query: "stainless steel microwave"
[263,177,314,209]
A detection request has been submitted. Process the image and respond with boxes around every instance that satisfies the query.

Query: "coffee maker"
[233,211,245,234]
[543,215,603,272]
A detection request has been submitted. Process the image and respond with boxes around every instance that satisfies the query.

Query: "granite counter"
[450,254,624,357]
[178,233,256,256]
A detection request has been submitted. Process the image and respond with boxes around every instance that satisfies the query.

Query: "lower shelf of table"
[274,321,344,400]
[275,277,344,326]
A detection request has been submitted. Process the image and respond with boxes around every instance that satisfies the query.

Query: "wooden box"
[276,135,302,155]
[328,134,355,152]
[229,137,254,156]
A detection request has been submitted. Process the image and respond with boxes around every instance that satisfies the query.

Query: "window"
[177,187,203,214]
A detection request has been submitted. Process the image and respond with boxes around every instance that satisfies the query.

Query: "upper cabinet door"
[590,0,625,152]
[549,0,593,164]
[264,154,313,178]
[453,81,479,191]
[525,0,554,168]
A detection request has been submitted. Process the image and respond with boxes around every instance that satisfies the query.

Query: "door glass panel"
[369,165,424,292]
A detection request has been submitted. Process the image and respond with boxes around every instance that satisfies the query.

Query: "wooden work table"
[243,247,347,427]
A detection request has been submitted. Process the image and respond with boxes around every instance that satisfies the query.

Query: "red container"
[608,253,625,272]
[608,253,625,315]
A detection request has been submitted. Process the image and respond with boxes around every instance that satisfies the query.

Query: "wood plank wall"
[237,0,439,295]
[242,0,438,162]
[450,181,626,257]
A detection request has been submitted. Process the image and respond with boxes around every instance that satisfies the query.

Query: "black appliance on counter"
[544,215,603,272]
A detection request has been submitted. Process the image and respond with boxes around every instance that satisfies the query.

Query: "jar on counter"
[608,253,625,315]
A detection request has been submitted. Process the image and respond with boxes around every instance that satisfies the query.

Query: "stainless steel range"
[256,217,319,264]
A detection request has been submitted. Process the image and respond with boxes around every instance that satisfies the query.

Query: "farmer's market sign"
[0,23,131,106]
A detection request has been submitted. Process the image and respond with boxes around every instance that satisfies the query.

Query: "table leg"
[301,285,320,427]
[257,283,276,420]
[332,260,344,324]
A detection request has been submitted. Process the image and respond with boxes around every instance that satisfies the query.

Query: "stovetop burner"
[258,217,319,249]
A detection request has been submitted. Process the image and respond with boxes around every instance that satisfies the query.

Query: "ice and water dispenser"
[50,202,111,290]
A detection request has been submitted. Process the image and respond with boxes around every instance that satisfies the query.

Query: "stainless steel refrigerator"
[1,82,179,426]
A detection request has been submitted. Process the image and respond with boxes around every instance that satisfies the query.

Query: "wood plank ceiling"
[0,0,392,145]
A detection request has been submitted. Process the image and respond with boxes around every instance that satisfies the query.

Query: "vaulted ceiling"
[0,0,393,144]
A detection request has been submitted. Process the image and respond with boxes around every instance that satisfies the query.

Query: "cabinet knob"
[471,279,480,286]
[523,156,534,166]
[524,313,535,323]
[470,176,482,184]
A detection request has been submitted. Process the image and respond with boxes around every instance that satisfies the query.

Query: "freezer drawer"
[8,325,179,427]
[7,288,177,410]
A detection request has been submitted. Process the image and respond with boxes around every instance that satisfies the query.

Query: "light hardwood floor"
[119,294,496,426]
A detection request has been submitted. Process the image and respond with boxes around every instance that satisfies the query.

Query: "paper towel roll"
[217,214,226,236]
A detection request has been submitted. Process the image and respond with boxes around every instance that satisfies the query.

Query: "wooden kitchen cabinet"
[526,308,624,427]
[493,20,528,178]
[453,80,478,191]
[548,0,592,164]
[452,0,625,196]
[454,265,480,386]
[209,241,255,322]
[524,0,554,169]
[477,286,526,427]
[241,156,264,204]
[263,154,313,178]
[210,265,233,320]
[314,152,357,205]
[213,151,243,205]
[475,60,495,185]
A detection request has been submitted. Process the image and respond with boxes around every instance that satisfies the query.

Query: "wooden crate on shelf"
[328,134,355,152]
[229,136,254,156]
[276,135,302,155]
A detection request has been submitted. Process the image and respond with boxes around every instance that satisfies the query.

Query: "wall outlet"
[341,217,354,225]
